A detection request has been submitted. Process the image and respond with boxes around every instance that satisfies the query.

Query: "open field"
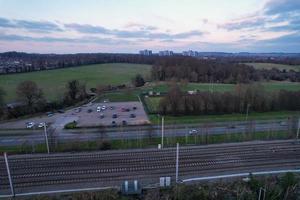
[0,63,151,102]
[245,62,300,72]
[97,81,300,104]
[149,111,300,124]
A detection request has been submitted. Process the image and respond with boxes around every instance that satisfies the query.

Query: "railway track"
[0,140,299,195]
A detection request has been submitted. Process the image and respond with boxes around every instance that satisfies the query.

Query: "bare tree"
[16,80,45,108]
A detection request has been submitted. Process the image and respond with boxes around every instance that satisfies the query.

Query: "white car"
[188,129,198,135]
[97,106,101,112]
[102,105,106,110]
[26,122,35,129]
[38,122,46,128]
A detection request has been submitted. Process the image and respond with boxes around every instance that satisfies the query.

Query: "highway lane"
[0,120,290,146]
[0,140,299,195]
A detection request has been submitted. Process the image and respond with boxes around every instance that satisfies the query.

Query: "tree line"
[151,57,300,83]
[158,84,300,115]
[0,80,89,119]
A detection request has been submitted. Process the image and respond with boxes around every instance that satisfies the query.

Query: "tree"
[16,80,45,108]
[64,80,87,103]
[132,74,145,87]
[0,87,5,117]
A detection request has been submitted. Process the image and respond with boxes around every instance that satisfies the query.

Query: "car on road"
[26,122,35,129]
[227,124,236,129]
[279,121,287,126]
[188,129,197,135]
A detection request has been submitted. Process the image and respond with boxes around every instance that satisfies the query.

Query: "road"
[0,140,299,195]
[0,119,290,146]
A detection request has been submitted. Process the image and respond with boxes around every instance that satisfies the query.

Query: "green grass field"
[149,111,300,124]
[0,63,151,102]
[245,62,300,72]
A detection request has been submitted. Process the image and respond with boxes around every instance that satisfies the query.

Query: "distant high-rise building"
[182,50,199,57]
[139,49,152,56]
[159,50,174,56]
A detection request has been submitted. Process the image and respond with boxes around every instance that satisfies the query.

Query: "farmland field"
[0,63,151,102]
[245,62,300,72]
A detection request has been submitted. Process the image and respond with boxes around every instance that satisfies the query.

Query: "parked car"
[133,106,137,110]
[227,124,236,129]
[130,113,136,118]
[57,109,65,113]
[188,129,197,135]
[97,106,101,112]
[111,121,117,127]
[112,114,118,118]
[100,113,104,119]
[26,122,35,129]
[38,122,46,128]
[46,112,54,117]
[87,109,93,113]
[122,120,127,126]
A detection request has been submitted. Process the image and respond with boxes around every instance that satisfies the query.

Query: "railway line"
[0,140,300,195]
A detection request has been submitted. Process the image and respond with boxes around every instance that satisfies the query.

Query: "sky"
[0,0,299,53]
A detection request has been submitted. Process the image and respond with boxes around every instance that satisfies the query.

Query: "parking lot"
[75,102,150,127]
[0,101,150,130]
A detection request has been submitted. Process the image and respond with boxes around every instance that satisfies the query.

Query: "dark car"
[57,109,65,113]
[111,121,117,127]
[130,113,136,118]
[122,120,127,126]
[112,114,118,118]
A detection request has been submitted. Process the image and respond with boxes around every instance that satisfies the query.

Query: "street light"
[43,123,50,154]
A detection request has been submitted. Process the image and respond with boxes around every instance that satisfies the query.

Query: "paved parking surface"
[0,102,150,129]
[75,102,150,127]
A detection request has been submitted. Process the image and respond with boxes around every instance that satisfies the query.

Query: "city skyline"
[0,0,299,53]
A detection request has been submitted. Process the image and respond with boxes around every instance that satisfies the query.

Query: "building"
[182,50,200,57]
[159,50,174,56]
[139,49,152,56]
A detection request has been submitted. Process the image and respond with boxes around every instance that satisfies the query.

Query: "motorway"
[0,119,290,146]
[0,140,299,195]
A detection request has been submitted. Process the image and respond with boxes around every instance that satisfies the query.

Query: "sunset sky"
[0,0,299,53]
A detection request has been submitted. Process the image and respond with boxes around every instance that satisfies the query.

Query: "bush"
[64,121,77,129]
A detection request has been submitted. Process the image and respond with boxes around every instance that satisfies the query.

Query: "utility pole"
[245,104,250,121]
[258,187,266,200]
[296,118,300,141]
[175,143,179,183]
[4,153,15,197]
[44,123,50,154]
[161,116,164,148]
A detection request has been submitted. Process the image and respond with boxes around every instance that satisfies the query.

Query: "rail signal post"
[44,123,50,154]
[4,152,15,197]
[175,143,179,183]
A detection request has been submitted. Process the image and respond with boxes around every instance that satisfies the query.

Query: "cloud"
[0,33,133,45]
[264,0,300,15]
[0,17,62,32]
[65,22,204,40]
[220,0,300,33]
[65,23,110,34]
